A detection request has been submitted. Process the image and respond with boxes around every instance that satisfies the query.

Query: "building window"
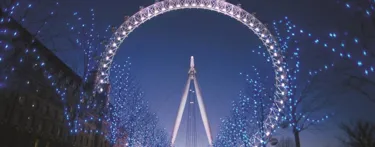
[3,104,10,119]
[18,96,25,105]
[32,63,39,70]
[27,116,33,127]
[72,135,76,142]
[50,124,54,135]
[34,139,39,147]
[62,130,66,141]
[37,121,43,132]
[31,100,38,109]
[56,127,61,137]
[55,110,59,119]
[66,78,71,85]
[17,111,23,124]
[43,105,49,115]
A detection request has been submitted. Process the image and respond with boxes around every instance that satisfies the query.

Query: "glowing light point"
[190,56,195,68]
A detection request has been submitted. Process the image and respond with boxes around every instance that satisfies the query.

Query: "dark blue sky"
[48,0,375,146]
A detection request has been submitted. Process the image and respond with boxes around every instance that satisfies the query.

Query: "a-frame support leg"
[171,78,191,145]
[193,77,213,146]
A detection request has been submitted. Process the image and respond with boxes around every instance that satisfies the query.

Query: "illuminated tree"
[264,6,375,146]
[214,115,240,146]
[273,19,337,147]
[214,14,344,146]
[214,68,274,147]
[241,68,274,146]
[107,60,170,146]
[269,10,375,147]
[1,0,125,140]
[0,0,60,37]
[333,0,375,104]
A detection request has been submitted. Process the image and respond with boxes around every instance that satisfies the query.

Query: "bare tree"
[276,137,295,147]
[342,72,375,104]
[338,121,375,147]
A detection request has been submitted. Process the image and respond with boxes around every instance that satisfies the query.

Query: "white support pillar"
[171,78,191,145]
[193,77,213,146]
[171,56,213,146]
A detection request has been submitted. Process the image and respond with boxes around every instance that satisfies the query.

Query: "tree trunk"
[293,130,301,147]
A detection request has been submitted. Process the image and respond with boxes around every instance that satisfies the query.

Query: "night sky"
[46,0,375,146]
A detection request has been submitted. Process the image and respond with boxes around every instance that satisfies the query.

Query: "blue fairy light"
[357,61,363,66]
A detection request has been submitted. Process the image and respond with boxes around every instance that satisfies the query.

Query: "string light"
[1,1,171,145]
[214,66,274,146]
[106,61,171,146]
[337,0,375,17]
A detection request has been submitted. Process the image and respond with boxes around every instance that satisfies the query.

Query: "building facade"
[0,10,119,147]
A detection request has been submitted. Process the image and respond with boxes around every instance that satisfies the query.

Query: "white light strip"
[193,77,213,145]
[171,78,191,145]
